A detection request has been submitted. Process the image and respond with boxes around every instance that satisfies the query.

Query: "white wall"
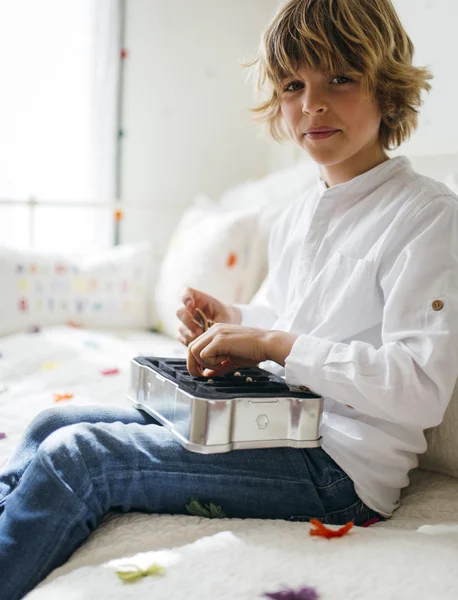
[120,0,458,257]
[391,0,458,157]
[120,0,283,254]
[386,1,458,179]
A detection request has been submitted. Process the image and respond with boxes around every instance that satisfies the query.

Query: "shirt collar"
[316,156,413,203]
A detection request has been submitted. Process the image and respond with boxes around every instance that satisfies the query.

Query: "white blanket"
[28,517,458,599]
[1,326,457,599]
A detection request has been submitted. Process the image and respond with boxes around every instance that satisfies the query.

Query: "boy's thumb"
[182,288,195,308]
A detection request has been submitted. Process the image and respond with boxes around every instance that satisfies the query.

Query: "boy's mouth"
[304,127,340,140]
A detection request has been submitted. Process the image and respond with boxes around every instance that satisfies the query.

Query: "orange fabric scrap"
[54,393,74,403]
[309,519,354,538]
[226,252,238,268]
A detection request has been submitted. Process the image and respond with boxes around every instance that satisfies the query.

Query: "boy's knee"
[37,423,112,513]
[27,406,80,439]
[37,422,97,482]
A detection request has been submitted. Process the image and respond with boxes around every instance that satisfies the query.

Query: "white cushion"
[218,160,318,281]
[0,242,153,336]
[154,195,263,338]
[419,377,458,478]
[219,159,317,240]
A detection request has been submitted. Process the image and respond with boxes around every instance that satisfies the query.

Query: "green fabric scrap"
[186,497,227,518]
[116,562,165,583]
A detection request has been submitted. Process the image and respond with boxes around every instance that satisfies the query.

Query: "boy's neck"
[319,144,390,188]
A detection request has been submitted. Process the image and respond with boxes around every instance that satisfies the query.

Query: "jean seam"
[27,453,91,589]
[313,474,350,490]
[84,469,327,520]
[83,469,335,522]
[85,468,321,487]
[327,497,363,517]
[34,502,88,587]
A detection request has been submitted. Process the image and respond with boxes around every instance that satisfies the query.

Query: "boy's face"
[280,66,386,183]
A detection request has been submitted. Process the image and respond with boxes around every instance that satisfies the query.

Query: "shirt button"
[432,300,444,311]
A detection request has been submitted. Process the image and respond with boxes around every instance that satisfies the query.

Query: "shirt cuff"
[284,333,334,391]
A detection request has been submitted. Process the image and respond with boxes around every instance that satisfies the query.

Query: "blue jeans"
[0,405,383,599]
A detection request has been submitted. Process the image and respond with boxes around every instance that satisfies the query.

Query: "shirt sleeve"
[284,195,458,430]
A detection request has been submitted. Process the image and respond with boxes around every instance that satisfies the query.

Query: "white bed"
[1,324,458,599]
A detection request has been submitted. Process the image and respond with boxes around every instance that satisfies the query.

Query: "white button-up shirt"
[235,156,458,517]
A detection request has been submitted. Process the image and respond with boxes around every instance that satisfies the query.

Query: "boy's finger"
[203,359,234,378]
[176,306,204,335]
[178,325,195,346]
[186,345,203,377]
[177,334,188,347]
[181,288,197,308]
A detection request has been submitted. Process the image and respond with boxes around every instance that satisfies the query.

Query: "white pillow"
[154,195,262,338]
[218,160,318,282]
[219,159,318,242]
[0,242,153,336]
[419,377,458,478]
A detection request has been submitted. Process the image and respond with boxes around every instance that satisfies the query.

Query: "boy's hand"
[176,287,241,346]
[186,323,270,377]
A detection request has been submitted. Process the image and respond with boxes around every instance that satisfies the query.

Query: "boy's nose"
[301,90,328,114]
[302,102,327,114]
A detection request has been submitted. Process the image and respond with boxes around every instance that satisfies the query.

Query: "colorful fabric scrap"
[309,519,354,538]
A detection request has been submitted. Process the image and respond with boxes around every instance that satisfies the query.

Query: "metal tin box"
[128,357,323,454]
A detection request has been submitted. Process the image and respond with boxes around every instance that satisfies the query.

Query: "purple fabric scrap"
[263,586,319,600]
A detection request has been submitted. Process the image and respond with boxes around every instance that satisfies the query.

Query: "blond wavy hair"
[247,0,432,150]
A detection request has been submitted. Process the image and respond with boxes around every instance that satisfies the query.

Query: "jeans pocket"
[297,447,351,490]
[287,499,375,526]
[332,499,385,527]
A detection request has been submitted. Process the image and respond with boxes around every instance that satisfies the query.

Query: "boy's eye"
[284,81,304,92]
[330,75,353,84]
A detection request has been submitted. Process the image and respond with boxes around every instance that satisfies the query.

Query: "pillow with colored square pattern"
[0,242,153,336]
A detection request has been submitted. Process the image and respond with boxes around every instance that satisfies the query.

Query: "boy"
[1,1,457,598]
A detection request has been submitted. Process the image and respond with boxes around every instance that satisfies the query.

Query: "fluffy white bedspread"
[28,516,458,599]
[1,326,457,599]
